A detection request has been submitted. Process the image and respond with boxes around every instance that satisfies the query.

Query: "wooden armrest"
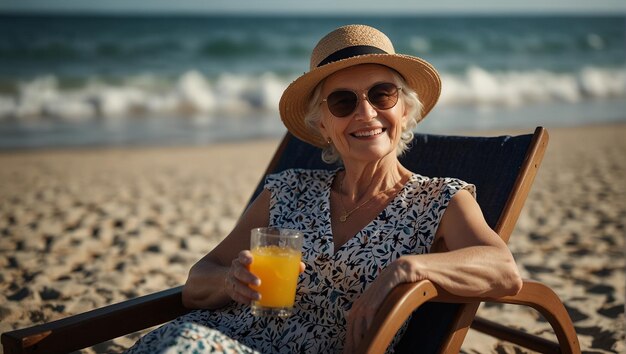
[358,279,581,354]
[1,286,189,354]
[473,279,581,354]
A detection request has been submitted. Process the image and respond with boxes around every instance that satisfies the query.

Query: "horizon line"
[1,10,625,17]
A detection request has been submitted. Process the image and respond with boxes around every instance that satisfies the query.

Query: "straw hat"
[279,24,441,148]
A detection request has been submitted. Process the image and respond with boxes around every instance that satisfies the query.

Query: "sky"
[1,0,625,15]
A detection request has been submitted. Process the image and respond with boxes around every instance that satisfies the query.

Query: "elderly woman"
[127,24,522,354]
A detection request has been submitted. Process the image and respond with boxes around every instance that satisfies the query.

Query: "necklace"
[338,173,398,222]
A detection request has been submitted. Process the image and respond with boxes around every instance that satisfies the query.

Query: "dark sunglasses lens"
[327,91,357,117]
[368,83,399,110]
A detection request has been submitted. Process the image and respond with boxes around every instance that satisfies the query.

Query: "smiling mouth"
[351,128,386,138]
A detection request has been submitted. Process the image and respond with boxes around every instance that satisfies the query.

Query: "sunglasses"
[321,82,402,118]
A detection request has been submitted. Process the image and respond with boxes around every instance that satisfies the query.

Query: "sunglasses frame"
[321,82,402,118]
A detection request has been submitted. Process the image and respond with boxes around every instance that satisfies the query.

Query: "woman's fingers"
[225,251,304,306]
[225,251,261,304]
[237,250,253,266]
[343,262,403,351]
[232,256,260,286]
[344,312,367,352]
[350,314,366,351]
[299,261,306,273]
[344,315,355,352]
[227,277,260,304]
[344,299,378,352]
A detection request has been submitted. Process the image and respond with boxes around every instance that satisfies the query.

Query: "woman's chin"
[343,146,397,163]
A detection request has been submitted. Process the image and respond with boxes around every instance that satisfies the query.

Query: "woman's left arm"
[344,189,523,352]
[399,189,524,297]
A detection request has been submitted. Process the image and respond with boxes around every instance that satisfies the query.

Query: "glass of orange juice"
[249,227,303,318]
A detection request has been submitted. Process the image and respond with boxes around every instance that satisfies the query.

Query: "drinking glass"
[249,227,303,318]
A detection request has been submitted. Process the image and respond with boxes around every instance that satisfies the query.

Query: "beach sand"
[0,124,624,353]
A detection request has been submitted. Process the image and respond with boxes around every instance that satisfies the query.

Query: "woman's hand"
[344,259,416,353]
[224,250,261,305]
[224,250,307,305]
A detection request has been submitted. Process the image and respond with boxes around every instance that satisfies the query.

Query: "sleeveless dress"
[126,169,475,354]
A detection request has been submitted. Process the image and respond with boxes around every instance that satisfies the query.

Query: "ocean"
[0,14,624,149]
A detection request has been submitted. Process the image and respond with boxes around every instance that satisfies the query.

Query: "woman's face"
[318,64,408,164]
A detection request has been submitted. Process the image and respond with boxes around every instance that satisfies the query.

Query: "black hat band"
[316,45,388,68]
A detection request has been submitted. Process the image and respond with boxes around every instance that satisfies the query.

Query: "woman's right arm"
[181,189,271,309]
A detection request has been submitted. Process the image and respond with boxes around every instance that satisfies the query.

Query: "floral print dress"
[126,169,474,354]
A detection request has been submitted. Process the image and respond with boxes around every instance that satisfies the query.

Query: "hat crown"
[310,25,396,70]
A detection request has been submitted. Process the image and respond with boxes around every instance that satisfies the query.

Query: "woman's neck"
[339,156,410,203]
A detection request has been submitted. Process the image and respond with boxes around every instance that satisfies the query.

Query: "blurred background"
[0,1,624,149]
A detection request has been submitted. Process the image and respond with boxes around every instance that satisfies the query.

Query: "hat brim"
[279,53,441,148]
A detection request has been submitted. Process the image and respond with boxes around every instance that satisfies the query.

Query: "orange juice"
[250,245,301,308]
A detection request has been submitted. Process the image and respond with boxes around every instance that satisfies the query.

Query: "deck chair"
[2,127,581,354]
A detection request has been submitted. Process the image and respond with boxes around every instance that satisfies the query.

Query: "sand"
[0,124,624,353]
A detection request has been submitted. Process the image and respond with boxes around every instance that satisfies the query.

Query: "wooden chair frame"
[2,127,581,354]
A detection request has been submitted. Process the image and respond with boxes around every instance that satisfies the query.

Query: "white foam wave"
[0,71,292,122]
[1,67,624,122]
[439,66,625,108]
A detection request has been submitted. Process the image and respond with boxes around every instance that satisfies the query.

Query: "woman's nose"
[354,94,377,121]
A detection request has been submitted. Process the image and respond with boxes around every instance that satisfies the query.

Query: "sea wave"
[0,67,624,122]
[439,66,626,107]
